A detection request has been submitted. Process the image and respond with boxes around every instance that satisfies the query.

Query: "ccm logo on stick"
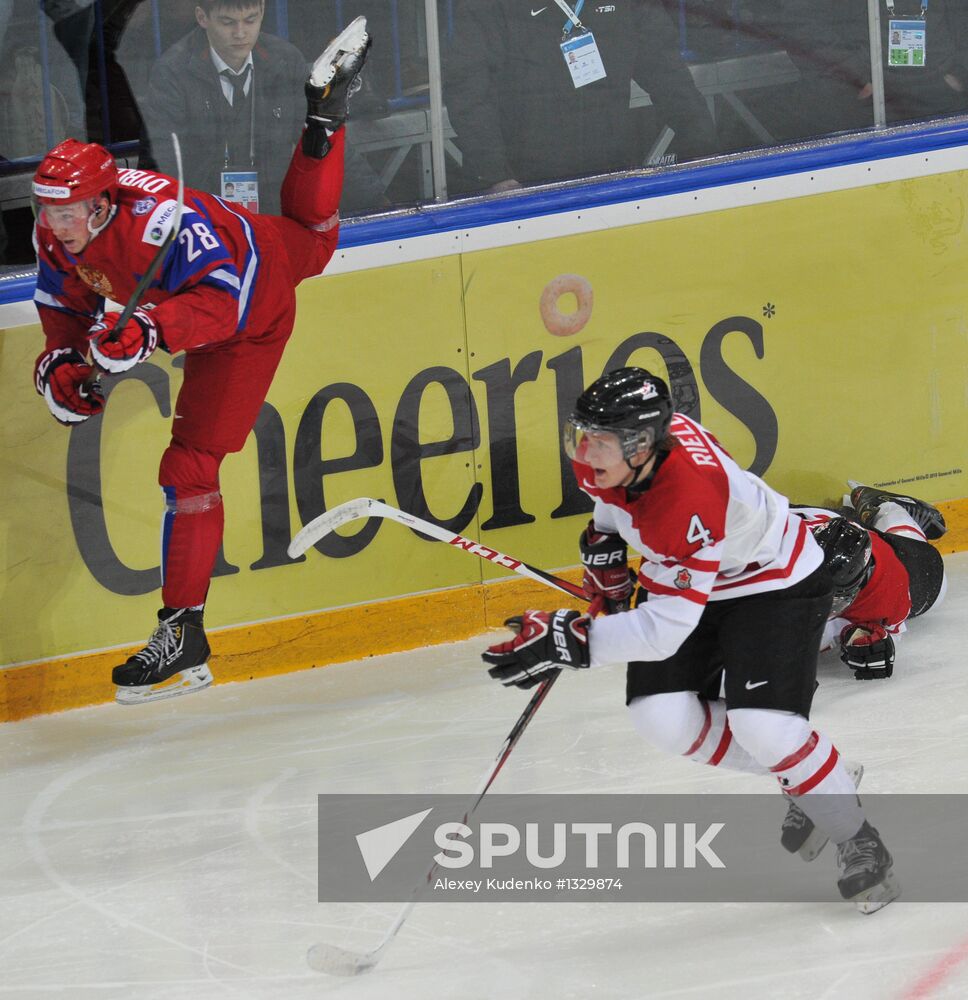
[449,537,521,570]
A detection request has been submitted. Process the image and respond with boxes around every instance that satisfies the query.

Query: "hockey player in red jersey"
[31,18,371,705]
[482,367,899,912]
[796,486,947,680]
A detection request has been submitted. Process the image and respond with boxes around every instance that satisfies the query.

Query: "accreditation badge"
[560,31,607,89]
[888,19,926,67]
[221,169,260,213]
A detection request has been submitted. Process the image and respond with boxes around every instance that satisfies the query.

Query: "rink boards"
[3,134,968,719]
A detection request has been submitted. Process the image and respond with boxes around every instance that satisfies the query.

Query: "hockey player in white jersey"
[482,367,899,912]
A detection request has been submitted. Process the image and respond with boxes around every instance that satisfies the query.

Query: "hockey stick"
[307,671,560,976]
[81,134,184,402]
[287,496,587,602]
[292,498,586,975]
[107,132,184,337]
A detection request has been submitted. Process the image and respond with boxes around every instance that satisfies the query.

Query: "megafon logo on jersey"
[142,199,179,246]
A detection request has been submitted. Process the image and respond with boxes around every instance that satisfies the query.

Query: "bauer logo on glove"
[89,307,159,373]
[482,609,591,689]
[579,520,633,616]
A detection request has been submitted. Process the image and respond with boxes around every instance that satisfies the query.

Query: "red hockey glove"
[580,521,633,616]
[34,347,105,425]
[482,610,590,689]
[89,308,159,373]
[839,623,895,680]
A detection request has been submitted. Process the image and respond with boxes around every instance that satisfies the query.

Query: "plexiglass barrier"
[1,0,967,274]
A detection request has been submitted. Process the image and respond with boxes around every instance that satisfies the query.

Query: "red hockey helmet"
[32,139,118,206]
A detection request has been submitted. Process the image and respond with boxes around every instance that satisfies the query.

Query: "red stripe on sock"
[784,748,840,797]
[684,700,712,757]
[770,731,819,773]
[707,723,733,766]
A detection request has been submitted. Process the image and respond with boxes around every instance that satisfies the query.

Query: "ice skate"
[836,821,900,914]
[848,481,946,540]
[780,761,864,862]
[113,607,213,705]
[306,16,371,126]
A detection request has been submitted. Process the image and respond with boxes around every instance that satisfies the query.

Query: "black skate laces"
[782,803,810,830]
[836,834,881,877]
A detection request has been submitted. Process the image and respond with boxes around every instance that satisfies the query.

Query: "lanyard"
[885,0,928,15]
[554,0,585,37]
[222,73,257,168]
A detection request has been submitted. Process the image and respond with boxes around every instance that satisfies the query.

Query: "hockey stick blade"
[306,673,558,976]
[307,940,381,977]
[288,497,586,601]
[287,497,377,556]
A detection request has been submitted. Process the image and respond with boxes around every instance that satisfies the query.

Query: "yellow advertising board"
[458,171,968,577]
[2,167,967,716]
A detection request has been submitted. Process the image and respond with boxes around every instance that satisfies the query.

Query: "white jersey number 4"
[686,514,714,547]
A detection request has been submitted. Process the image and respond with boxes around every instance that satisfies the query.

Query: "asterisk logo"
[762,302,776,318]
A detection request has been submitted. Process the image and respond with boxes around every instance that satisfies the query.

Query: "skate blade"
[852,870,901,914]
[115,664,213,705]
[310,16,369,88]
[797,828,829,862]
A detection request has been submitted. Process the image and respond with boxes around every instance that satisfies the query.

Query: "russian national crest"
[76,264,115,298]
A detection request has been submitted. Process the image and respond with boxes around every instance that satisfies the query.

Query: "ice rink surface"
[3,553,968,1000]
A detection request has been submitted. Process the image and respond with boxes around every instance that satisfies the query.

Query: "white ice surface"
[3,553,968,1000]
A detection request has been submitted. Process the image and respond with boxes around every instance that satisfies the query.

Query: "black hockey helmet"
[812,516,874,615]
[564,367,674,462]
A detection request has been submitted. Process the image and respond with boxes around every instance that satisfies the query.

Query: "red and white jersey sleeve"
[795,506,912,636]
[581,414,823,667]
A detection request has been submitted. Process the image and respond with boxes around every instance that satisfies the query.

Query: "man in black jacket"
[141,0,384,214]
[444,0,718,193]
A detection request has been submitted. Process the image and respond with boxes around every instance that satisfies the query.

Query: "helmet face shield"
[33,196,96,230]
[830,586,863,617]
[564,416,657,464]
